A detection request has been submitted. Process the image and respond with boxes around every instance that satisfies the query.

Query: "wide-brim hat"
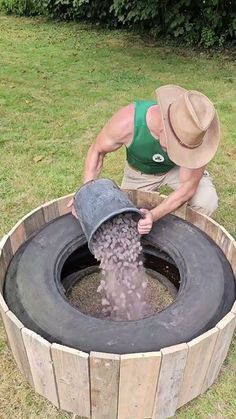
[156,85,220,169]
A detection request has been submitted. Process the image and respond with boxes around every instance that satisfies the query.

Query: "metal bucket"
[74,178,142,252]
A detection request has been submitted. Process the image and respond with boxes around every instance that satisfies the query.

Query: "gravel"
[67,213,175,321]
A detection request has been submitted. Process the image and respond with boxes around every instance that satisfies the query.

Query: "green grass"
[0,13,235,419]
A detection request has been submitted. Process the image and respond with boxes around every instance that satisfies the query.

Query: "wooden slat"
[173,203,187,219]
[152,343,188,419]
[2,235,12,266]
[42,200,60,223]
[22,328,59,407]
[0,309,34,387]
[204,216,220,242]
[118,352,161,419]
[201,312,236,393]
[178,328,219,408]
[57,193,74,216]
[51,343,90,417]
[0,294,10,350]
[0,293,9,312]
[216,226,234,258]
[90,351,120,419]
[0,235,13,292]
[136,191,166,210]
[122,189,137,206]
[185,207,206,231]
[231,301,236,314]
[8,220,26,255]
[0,234,9,250]
[228,241,236,276]
[23,206,45,238]
[0,249,6,293]
[0,294,10,349]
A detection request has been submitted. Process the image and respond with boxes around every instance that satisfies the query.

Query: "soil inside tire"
[66,268,176,319]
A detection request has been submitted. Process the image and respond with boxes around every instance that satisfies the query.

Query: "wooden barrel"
[0,190,235,419]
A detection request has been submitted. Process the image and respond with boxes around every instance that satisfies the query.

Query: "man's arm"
[84,104,134,183]
[138,166,205,234]
[151,166,205,220]
[83,135,121,184]
[67,104,134,214]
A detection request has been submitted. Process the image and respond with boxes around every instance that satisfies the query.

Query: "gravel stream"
[90,213,151,320]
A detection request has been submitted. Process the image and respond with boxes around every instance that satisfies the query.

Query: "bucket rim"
[74,178,120,197]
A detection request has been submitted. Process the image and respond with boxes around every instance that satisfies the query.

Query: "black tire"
[4,214,236,354]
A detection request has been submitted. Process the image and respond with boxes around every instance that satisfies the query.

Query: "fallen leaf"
[33,155,43,163]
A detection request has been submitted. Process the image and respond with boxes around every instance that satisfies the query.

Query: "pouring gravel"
[90,213,153,321]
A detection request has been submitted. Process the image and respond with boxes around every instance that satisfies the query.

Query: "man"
[70,84,220,235]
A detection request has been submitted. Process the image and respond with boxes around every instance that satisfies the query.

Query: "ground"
[0,14,235,419]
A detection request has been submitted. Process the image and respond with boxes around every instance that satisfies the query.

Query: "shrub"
[112,0,236,48]
[1,0,235,48]
[43,0,113,22]
[1,0,43,16]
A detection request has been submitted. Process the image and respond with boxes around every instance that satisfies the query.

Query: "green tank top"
[126,100,176,174]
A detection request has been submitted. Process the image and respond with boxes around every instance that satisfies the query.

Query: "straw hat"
[156,85,220,169]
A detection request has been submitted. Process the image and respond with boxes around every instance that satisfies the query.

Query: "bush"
[1,0,43,16]
[112,0,236,48]
[43,0,113,22]
[1,0,235,48]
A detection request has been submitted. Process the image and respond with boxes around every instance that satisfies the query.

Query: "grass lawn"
[0,13,235,419]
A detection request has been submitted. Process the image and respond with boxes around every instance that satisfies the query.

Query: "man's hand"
[138,209,154,235]
[67,198,78,219]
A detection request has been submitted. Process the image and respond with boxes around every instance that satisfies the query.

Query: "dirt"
[67,269,175,319]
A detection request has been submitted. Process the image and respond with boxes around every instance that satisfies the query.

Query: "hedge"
[1,0,236,48]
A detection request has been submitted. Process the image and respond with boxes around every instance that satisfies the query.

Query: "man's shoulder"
[109,103,135,137]
[100,103,135,145]
[117,103,135,121]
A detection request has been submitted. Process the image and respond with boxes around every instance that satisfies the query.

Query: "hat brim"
[156,85,220,169]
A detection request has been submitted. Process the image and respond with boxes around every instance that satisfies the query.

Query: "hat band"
[168,105,204,150]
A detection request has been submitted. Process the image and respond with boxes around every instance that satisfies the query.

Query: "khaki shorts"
[120,163,218,216]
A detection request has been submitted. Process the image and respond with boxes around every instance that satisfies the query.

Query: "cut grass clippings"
[0,13,235,419]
